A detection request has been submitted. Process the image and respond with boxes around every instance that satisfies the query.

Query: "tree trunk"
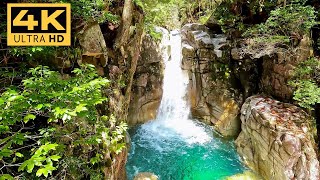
[114,0,133,49]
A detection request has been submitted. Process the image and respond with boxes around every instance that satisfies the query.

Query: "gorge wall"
[181,23,245,137]
[128,28,170,125]
[181,23,320,179]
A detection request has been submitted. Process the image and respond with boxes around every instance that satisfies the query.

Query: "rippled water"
[126,121,246,180]
[126,31,246,180]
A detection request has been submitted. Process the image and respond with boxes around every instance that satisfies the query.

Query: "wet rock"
[128,27,169,125]
[134,172,158,180]
[236,96,320,180]
[181,23,243,137]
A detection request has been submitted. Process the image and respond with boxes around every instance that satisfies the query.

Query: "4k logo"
[7,3,71,46]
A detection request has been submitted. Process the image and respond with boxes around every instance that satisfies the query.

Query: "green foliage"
[135,0,177,30]
[244,2,317,43]
[236,1,318,58]
[289,57,320,109]
[27,0,119,23]
[290,80,320,109]
[148,27,163,41]
[18,143,60,177]
[178,0,220,24]
[0,65,127,179]
[212,63,231,81]
[213,0,274,32]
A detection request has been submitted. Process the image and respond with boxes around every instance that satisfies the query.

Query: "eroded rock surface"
[236,96,319,180]
[181,23,243,137]
[128,28,170,125]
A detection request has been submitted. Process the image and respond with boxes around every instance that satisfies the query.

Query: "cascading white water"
[157,31,189,121]
[143,31,211,144]
[126,30,245,180]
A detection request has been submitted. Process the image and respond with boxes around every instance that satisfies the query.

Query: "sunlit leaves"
[0,64,127,179]
[0,149,13,160]
[0,174,14,180]
[23,114,36,123]
[18,143,60,177]
[289,57,320,110]
[291,80,320,109]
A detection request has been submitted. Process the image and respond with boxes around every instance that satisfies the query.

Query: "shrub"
[240,1,317,58]
[289,57,320,109]
[0,65,127,179]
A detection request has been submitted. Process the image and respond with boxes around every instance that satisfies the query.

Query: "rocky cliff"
[181,23,244,137]
[128,28,170,125]
[181,22,320,179]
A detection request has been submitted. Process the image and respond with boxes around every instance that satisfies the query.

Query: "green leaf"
[0,149,13,159]
[0,98,4,106]
[0,125,9,134]
[35,104,44,110]
[42,143,59,152]
[50,155,61,161]
[75,104,88,113]
[0,174,14,180]
[18,161,28,172]
[24,114,36,123]
[36,168,48,177]
[15,152,24,158]
[12,133,26,145]
[27,162,35,173]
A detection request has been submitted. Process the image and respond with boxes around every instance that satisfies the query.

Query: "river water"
[126,31,246,180]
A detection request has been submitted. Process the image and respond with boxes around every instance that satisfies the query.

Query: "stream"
[126,31,246,180]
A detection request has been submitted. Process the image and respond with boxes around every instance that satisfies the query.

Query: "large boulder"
[181,23,243,137]
[127,27,170,125]
[236,96,319,180]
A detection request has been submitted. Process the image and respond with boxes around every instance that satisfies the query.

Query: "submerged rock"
[134,172,158,180]
[236,96,319,180]
[226,171,263,180]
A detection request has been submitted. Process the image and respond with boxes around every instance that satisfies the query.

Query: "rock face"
[236,96,319,180]
[76,23,109,76]
[181,23,243,137]
[127,28,170,125]
[230,35,313,102]
[260,36,313,101]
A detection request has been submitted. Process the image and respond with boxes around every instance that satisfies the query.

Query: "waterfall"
[126,30,245,180]
[156,30,189,121]
[138,31,211,145]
